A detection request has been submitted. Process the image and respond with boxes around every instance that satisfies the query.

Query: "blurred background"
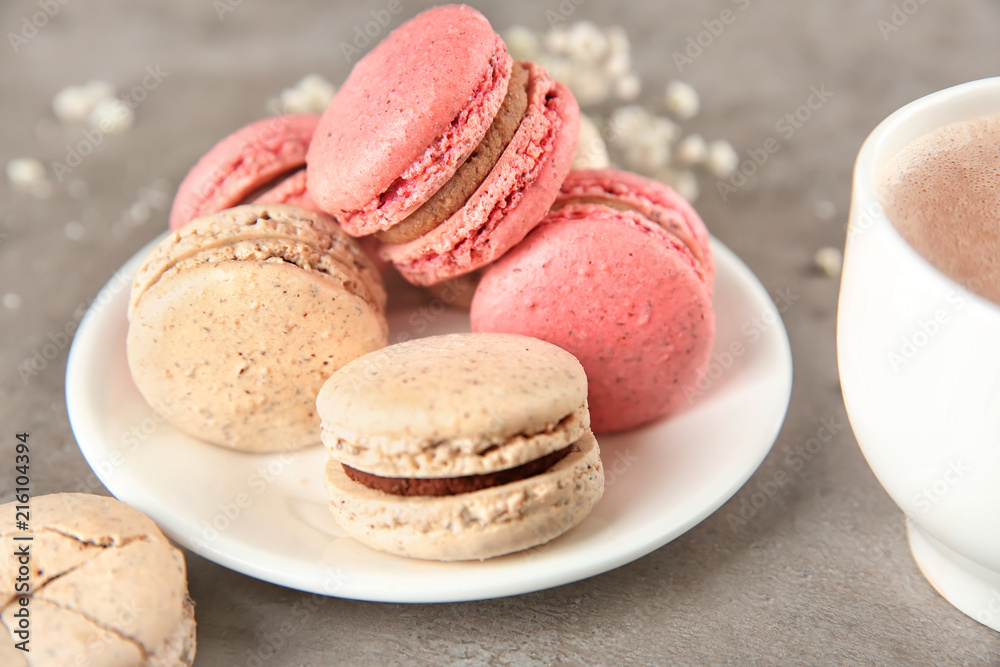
[1,0,998,664]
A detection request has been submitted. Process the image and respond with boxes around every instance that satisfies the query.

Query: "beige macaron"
[0,493,195,667]
[317,332,604,561]
[127,204,388,453]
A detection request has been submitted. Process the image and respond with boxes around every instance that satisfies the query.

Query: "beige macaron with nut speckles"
[127,204,388,453]
[0,493,196,667]
[317,332,604,561]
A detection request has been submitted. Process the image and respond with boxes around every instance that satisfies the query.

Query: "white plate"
[66,237,792,603]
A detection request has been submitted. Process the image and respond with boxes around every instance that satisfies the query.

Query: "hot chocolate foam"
[878,114,1000,305]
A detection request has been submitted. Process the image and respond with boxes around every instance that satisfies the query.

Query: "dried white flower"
[567,21,607,64]
[706,139,739,178]
[814,246,844,277]
[614,73,641,101]
[665,80,700,120]
[3,293,23,310]
[88,98,135,134]
[573,115,610,170]
[625,140,671,172]
[675,134,709,165]
[269,74,337,115]
[504,25,540,61]
[607,104,650,145]
[53,80,116,123]
[544,26,571,54]
[6,158,47,187]
[568,71,611,107]
[648,116,681,145]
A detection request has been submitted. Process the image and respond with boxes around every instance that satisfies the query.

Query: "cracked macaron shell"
[0,493,195,666]
[316,332,589,477]
[127,205,389,452]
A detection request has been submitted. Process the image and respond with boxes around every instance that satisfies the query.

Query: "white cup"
[838,77,1000,632]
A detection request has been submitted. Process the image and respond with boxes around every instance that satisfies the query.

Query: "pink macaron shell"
[470,207,715,433]
[306,5,511,234]
[253,168,316,211]
[555,168,715,288]
[381,63,580,286]
[169,114,320,230]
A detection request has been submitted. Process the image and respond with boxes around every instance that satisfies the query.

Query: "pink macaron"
[169,114,320,230]
[306,4,580,285]
[470,169,716,433]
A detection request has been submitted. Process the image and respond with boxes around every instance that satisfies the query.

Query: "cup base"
[907,519,1000,632]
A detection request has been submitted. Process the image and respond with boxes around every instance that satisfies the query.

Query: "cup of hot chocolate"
[838,77,1000,632]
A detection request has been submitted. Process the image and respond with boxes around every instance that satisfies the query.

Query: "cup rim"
[851,76,1000,320]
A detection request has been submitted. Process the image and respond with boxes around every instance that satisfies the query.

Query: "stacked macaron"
[120,4,717,565]
[306,4,580,285]
[316,333,604,561]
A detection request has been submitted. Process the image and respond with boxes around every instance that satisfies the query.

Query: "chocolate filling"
[239,165,306,205]
[377,62,530,245]
[343,443,575,496]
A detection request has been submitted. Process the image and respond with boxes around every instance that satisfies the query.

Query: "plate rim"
[66,235,793,603]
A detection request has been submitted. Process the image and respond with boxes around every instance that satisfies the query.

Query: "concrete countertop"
[1,0,998,664]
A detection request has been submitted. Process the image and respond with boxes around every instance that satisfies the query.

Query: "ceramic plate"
[66,236,792,603]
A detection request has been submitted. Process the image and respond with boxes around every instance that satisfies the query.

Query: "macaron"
[470,169,716,433]
[306,4,580,286]
[317,332,604,561]
[169,114,320,231]
[127,204,388,452]
[0,493,196,666]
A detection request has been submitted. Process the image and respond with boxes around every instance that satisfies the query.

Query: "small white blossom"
[814,246,844,277]
[567,21,608,64]
[614,73,641,101]
[6,158,47,186]
[706,139,739,178]
[53,80,116,123]
[665,80,700,120]
[504,25,540,60]
[573,115,610,170]
[544,26,571,54]
[675,134,709,165]
[88,98,135,134]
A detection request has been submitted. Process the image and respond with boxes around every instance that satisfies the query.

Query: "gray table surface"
[2,0,999,665]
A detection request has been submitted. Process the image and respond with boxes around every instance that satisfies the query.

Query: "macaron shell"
[324,430,604,561]
[307,4,510,230]
[169,114,319,230]
[0,494,195,666]
[132,205,386,319]
[316,332,588,476]
[128,260,388,452]
[323,403,590,478]
[254,168,316,210]
[1,599,141,667]
[382,63,580,285]
[471,210,715,432]
[555,168,715,287]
